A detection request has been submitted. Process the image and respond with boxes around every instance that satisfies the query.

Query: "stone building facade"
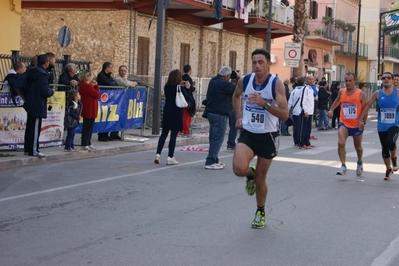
[21,8,265,79]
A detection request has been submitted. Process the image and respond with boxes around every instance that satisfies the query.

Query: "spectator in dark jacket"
[280,79,291,136]
[154,69,191,165]
[23,54,55,158]
[317,81,332,130]
[46,52,56,86]
[96,62,119,141]
[180,64,196,136]
[330,81,341,129]
[58,63,80,89]
[204,66,237,170]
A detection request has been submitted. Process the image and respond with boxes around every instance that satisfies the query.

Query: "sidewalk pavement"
[0,123,210,170]
[0,110,378,170]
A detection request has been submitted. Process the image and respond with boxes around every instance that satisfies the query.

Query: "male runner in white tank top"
[232,48,289,228]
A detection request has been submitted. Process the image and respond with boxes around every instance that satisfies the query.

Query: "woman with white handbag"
[154,69,190,165]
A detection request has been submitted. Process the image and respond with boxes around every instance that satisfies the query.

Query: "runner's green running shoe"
[251,210,266,228]
[245,165,256,196]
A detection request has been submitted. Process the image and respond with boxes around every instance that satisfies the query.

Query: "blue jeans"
[206,113,228,165]
[227,110,237,148]
[65,128,75,150]
[317,109,329,128]
[280,118,289,134]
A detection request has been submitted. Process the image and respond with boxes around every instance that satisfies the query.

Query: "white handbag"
[175,85,188,108]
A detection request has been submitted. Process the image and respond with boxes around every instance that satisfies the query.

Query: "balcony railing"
[194,0,293,25]
[306,20,348,44]
[336,40,368,58]
[248,0,294,26]
[383,47,399,59]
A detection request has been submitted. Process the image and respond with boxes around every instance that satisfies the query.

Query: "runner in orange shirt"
[327,73,367,176]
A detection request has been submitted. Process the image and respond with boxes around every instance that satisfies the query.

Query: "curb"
[0,136,209,170]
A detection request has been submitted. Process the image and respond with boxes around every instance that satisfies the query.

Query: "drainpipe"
[124,0,135,74]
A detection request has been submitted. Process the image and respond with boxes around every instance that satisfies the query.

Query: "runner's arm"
[327,89,342,117]
[359,90,378,126]
[266,79,289,120]
[233,78,244,129]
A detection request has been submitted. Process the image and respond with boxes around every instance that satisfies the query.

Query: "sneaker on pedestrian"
[392,157,399,171]
[317,127,325,130]
[64,149,70,152]
[384,168,393,181]
[356,162,363,176]
[167,156,179,165]
[205,163,224,170]
[245,165,256,196]
[88,145,97,150]
[336,165,347,175]
[70,148,79,152]
[83,146,92,151]
[34,152,46,158]
[251,210,266,228]
[154,154,160,164]
[218,162,225,167]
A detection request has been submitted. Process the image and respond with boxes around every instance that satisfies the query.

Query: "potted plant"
[345,23,356,33]
[313,29,323,36]
[322,16,334,25]
[335,19,346,29]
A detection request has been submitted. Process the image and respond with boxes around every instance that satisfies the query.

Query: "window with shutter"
[180,43,190,71]
[229,51,237,70]
[137,37,150,75]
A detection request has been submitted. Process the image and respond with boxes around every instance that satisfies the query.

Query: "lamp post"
[354,0,361,78]
[377,8,399,77]
[266,0,272,52]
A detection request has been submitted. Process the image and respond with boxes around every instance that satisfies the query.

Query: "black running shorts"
[237,130,279,159]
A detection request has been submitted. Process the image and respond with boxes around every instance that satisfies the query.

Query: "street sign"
[284,42,301,60]
[58,26,71,48]
[285,60,299,67]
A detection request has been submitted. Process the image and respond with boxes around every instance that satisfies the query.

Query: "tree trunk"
[292,0,307,78]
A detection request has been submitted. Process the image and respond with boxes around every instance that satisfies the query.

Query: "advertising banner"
[0,91,65,150]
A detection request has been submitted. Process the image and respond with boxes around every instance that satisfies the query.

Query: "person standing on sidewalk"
[317,81,331,130]
[180,64,196,137]
[330,81,341,129]
[79,70,100,151]
[232,48,289,228]
[23,54,55,158]
[328,73,367,176]
[358,72,399,180]
[96,62,119,141]
[64,90,81,152]
[154,69,190,165]
[204,66,237,170]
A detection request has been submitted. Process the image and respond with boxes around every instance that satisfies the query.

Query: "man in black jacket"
[96,62,119,141]
[23,54,55,157]
[46,52,56,86]
[204,66,237,170]
[58,63,79,89]
[317,81,331,130]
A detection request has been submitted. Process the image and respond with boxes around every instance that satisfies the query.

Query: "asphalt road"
[1,120,399,266]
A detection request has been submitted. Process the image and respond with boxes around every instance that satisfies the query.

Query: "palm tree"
[292,0,307,77]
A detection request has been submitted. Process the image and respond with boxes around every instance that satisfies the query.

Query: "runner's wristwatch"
[263,102,271,110]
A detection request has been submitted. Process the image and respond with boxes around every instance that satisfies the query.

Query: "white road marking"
[0,154,389,203]
[347,148,380,158]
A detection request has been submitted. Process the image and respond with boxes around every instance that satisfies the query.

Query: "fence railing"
[0,51,91,83]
